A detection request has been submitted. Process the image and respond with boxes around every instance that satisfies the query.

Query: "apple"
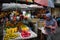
[21,31,31,37]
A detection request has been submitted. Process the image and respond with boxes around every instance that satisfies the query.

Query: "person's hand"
[44,27,46,30]
[48,25,52,28]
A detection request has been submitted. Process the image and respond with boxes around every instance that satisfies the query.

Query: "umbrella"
[34,0,48,6]
[34,0,54,8]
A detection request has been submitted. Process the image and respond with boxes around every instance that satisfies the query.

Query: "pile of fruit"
[4,22,31,40]
[20,25,31,38]
[4,33,19,40]
[6,27,17,33]
[16,22,30,32]
[4,27,19,40]
[16,22,31,38]
[21,25,29,31]
[21,30,31,38]
[6,21,15,27]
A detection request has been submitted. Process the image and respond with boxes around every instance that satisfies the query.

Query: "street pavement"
[54,27,60,40]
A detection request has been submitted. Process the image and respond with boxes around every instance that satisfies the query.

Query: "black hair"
[46,11,50,14]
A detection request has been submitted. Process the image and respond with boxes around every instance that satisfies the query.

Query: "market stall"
[2,11,37,40]
[2,3,44,40]
[3,22,37,40]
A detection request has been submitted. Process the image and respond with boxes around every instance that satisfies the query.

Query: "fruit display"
[6,21,10,27]
[16,22,29,32]
[21,25,29,31]
[16,22,24,27]
[6,21,14,27]
[4,34,9,40]
[16,22,31,37]
[4,20,32,40]
[6,27,17,33]
[2,10,37,40]
[4,27,19,40]
[20,24,31,37]
[4,33,19,40]
[21,31,31,38]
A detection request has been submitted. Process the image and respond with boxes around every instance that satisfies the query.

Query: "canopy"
[2,3,28,10]
[2,3,43,11]
[34,0,54,8]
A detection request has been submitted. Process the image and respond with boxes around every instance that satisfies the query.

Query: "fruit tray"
[15,30,37,39]
[3,30,37,40]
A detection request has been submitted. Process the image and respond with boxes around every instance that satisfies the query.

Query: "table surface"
[38,27,46,34]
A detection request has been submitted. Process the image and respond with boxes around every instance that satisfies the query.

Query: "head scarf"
[45,12,52,19]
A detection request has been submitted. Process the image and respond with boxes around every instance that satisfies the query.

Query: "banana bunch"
[9,33,19,39]
[4,34,9,40]
[6,27,17,33]
[4,27,19,40]
[4,33,19,40]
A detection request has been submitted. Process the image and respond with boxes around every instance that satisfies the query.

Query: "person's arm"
[44,20,50,29]
[44,20,51,28]
[51,20,58,29]
[51,20,58,33]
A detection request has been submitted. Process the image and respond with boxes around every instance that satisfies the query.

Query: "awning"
[34,0,54,8]
[28,4,44,8]
[2,3,43,11]
[2,3,28,10]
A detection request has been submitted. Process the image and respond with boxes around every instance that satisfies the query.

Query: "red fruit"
[27,32,31,37]
[21,31,31,37]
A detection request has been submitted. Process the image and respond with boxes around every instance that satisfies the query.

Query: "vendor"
[44,13,57,40]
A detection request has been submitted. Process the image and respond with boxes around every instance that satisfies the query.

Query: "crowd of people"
[0,11,25,24]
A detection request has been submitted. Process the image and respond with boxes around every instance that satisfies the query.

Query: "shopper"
[13,14,16,24]
[44,13,57,40]
[16,15,20,22]
[10,12,14,21]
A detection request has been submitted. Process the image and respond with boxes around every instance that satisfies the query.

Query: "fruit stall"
[2,3,41,40]
[3,21,37,40]
[2,10,38,40]
[1,3,47,40]
[2,10,45,40]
